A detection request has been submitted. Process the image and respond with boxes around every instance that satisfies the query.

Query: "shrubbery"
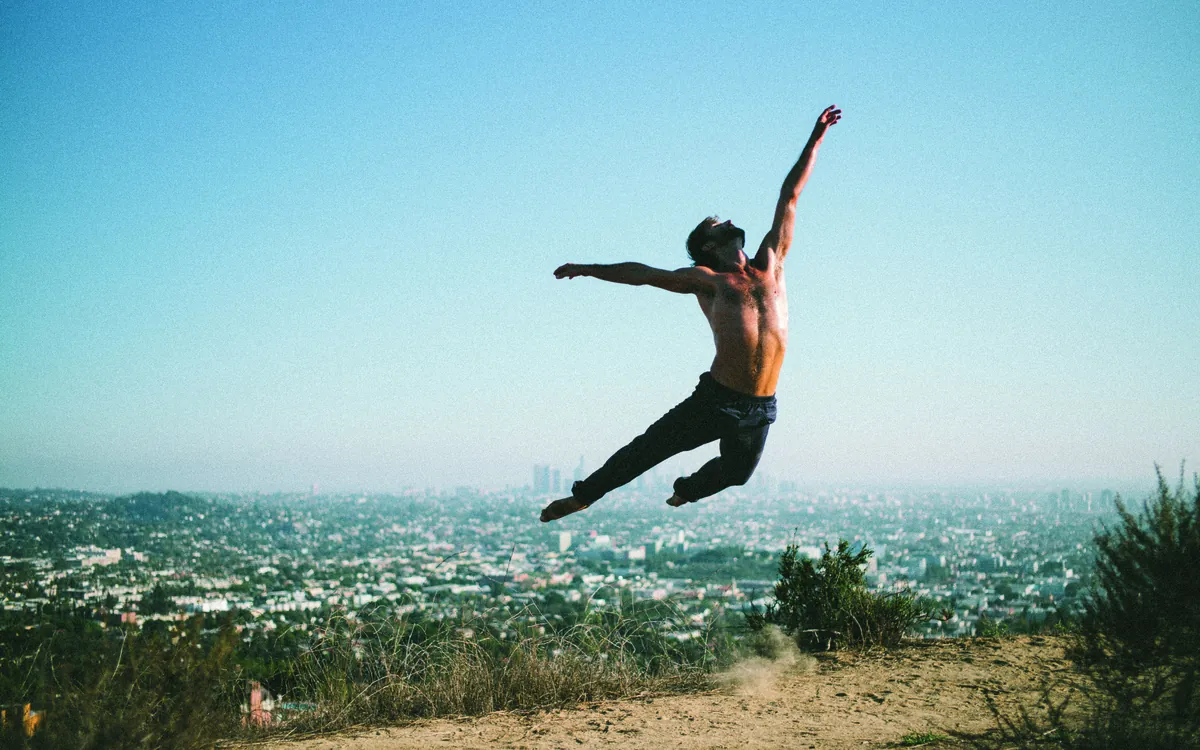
[2,617,240,750]
[278,607,710,733]
[1068,466,1200,745]
[2,601,714,747]
[750,539,927,650]
[980,466,1200,749]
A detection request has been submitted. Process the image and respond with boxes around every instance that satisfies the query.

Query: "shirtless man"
[541,105,842,522]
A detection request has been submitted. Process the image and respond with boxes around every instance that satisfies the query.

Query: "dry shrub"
[278,608,711,735]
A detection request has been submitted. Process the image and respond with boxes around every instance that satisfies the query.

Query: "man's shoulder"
[748,247,782,273]
[672,265,722,294]
[679,265,720,278]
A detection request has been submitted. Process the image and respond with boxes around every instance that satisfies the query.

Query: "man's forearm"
[781,127,827,199]
[580,262,654,285]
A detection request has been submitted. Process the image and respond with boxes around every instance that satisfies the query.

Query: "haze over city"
[2,2,1197,493]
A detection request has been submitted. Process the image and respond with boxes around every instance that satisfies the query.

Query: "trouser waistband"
[698,372,776,402]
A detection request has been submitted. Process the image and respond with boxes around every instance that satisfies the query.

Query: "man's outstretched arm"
[555,262,716,295]
[753,105,842,268]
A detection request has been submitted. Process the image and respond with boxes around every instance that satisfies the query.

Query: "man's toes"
[541,497,586,522]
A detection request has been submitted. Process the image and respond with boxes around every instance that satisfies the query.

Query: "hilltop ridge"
[264,635,1075,750]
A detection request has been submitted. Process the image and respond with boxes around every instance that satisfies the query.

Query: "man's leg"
[668,422,770,506]
[541,395,721,522]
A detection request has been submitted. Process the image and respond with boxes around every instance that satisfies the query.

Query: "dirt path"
[265,636,1076,750]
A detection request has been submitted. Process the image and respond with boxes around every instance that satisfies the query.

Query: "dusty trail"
[265,636,1076,750]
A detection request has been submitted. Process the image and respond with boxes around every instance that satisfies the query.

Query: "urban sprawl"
[0,470,1124,640]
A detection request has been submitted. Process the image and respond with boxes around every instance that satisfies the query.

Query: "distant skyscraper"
[533,464,551,493]
[552,468,561,494]
[574,456,585,483]
[558,531,572,553]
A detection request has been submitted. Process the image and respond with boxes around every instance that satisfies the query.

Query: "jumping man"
[541,105,842,522]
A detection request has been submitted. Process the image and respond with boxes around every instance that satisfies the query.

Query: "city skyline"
[3,3,1197,493]
[0,470,1160,505]
[0,483,1117,644]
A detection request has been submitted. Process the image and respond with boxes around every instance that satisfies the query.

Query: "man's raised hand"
[555,263,588,279]
[814,105,842,134]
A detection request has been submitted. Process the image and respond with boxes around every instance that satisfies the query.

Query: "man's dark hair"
[686,216,721,268]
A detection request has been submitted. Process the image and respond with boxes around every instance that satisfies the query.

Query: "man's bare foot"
[540,496,591,522]
[666,493,696,508]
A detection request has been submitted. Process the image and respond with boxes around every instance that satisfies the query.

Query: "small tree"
[753,540,926,650]
[1073,466,1200,730]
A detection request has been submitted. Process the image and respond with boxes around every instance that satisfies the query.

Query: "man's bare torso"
[697,264,787,397]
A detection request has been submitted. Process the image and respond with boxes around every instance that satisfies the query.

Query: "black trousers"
[571,372,777,504]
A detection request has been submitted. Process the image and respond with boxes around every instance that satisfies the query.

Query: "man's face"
[708,219,746,266]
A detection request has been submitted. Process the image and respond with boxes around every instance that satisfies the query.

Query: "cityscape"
[1,467,1126,642]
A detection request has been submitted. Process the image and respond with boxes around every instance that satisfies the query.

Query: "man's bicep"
[647,267,716,294]
[756,195,796,265]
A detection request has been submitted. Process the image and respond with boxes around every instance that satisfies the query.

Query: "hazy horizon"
[0,473,1170,501]
[3,3,1197,494]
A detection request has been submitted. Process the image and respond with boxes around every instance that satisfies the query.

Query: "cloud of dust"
[718,625,816,697]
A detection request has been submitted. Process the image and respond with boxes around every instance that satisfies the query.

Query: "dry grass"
[263,607,715,739]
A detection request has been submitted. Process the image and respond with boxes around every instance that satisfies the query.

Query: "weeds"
[976,614,1010,639]
[3,598,718,747]
[7,618,241,750]
[279,607,711,735]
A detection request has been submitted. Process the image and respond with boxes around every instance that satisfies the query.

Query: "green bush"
[975,614,1010,638]
[7,617,241,750]
[751,539,927,650]
[1072,466,1200,732]
[976,467,1200,750]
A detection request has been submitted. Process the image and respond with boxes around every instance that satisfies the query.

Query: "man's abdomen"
[709,337,785,397]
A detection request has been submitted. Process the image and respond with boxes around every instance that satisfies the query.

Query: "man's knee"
[725,464,756,487]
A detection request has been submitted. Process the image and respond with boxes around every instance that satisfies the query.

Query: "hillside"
[263,635,1076,749]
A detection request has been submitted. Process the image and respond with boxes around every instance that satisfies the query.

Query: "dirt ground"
[263,636,1078,750]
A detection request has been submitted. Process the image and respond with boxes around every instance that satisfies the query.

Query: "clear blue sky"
[2,1,1197,493]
